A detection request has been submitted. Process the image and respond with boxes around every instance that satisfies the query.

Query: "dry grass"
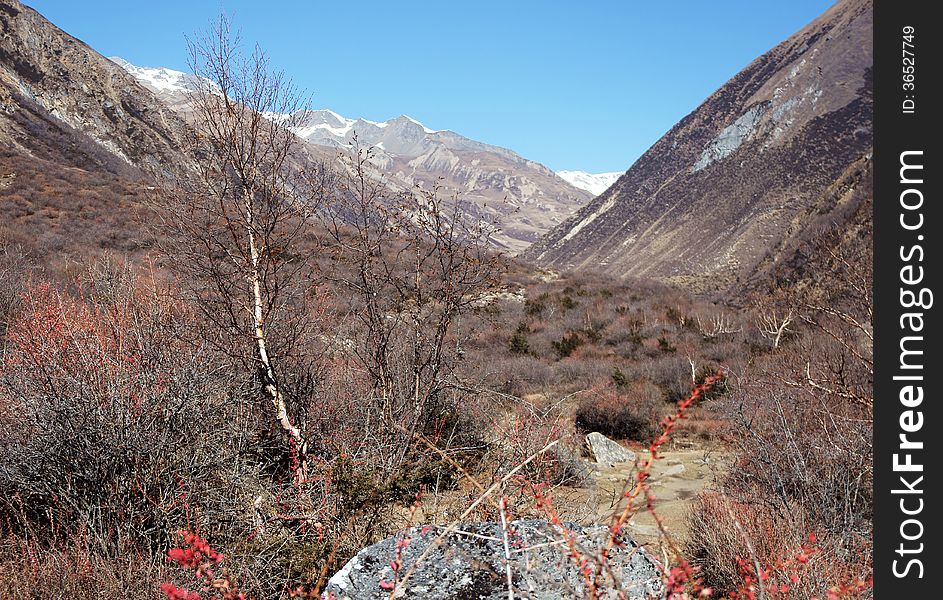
[0,535,164,600]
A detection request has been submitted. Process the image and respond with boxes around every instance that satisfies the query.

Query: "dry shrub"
[472,393,587,493]
[0,264,258,547]
[687,492,871,598]
[692,363,871,596]
[619,355,689,401]
[506,411,587,490]
[467,353,559,397]
[729,381,871,532]
[686,227,874,597]
[687,492,781,593]
[574,380,662,441]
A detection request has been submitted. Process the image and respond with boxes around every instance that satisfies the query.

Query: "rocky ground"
[327,438,730,598]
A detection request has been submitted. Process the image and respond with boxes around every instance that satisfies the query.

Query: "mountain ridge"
[524,0,872,292]
[556,170,623,196]
[111,57,595,254]
[0,3,196,178]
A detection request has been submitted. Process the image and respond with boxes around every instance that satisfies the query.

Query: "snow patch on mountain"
[402,115,438,133]
[556,170,623,196]
[110,57,211,95]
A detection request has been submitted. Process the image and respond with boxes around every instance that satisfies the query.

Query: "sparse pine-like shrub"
[559,294,578,311]
[508,321,532,355]
[524,293,549,317]
[611,367,630,388]
[552,331,583,358]
[657,335,677,353]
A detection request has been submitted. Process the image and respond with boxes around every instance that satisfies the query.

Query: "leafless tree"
[695,312,742,340]
[316,144,504,471]
[151,16,324,479]
[757,306,794,349]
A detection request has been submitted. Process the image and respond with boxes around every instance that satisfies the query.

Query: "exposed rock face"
[525,0,872,292]
[0,0,207,261]
[324,520,664,599]
[586,432,637,467]
[0,0,194,177]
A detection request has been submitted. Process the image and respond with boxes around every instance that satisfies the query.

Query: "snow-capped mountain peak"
[109,57,205,95]
[401,115,438,133]
[556,170,623,196]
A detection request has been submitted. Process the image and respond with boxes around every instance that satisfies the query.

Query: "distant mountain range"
[556,171,623,196]
[105,59,619,194]
[0,0,609,260]
[108,58,611,253]
[525,0,873,292]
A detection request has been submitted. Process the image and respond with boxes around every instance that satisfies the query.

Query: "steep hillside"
[526,0,872,292]
[0,0,205,264]
[0,1,194,176]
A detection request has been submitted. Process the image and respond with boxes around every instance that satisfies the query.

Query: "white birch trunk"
[245,188,308,479]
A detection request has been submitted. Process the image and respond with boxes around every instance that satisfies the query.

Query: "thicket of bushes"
[0,257,481,597]
[574,380,662,440]
[0,236,873,599]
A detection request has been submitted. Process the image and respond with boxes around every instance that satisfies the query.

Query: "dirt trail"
[574,445,732,549]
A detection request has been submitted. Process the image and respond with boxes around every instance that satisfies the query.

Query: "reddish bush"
[161,530,248,600]
[0,265,256,547]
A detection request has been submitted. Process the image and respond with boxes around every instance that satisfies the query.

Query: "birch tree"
[153,16,323,480]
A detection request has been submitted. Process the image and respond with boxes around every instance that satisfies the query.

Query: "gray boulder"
[323,520,664,599]
[585,432,637,467]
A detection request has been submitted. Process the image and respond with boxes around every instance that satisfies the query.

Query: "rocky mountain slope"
[114,60,594,253]
[0,1,194,176]
[0,0,206,262]
[290,108,593,253]
[525,0,872,292]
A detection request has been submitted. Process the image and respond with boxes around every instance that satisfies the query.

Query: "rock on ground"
[585,432,637,467]
[323,520,664,599]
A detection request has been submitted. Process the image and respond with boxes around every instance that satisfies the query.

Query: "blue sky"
[27,1,835,173]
